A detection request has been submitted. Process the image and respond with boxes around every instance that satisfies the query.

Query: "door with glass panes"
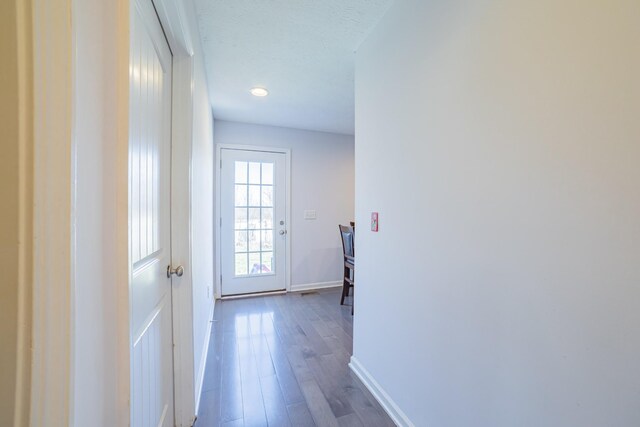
[220,148,287,296]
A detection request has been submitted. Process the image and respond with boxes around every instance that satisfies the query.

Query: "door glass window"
[234,161,275,276]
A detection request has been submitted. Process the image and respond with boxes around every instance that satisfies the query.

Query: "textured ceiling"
[193,0,394,135]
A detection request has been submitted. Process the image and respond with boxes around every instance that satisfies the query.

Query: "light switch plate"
[304,210,317,220]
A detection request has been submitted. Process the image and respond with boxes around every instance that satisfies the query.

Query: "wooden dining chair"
[339,225,355,315]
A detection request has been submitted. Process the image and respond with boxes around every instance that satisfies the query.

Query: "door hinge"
[220,274,222,284]
[220,217,222,227]
[220,158,222,168]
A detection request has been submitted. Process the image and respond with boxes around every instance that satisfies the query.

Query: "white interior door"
[220,149,288,296]
[129,0,174,426]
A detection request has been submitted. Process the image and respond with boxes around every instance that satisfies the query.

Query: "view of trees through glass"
[234,161,275,276]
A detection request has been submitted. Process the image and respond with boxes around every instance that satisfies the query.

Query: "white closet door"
[129,0,174,425]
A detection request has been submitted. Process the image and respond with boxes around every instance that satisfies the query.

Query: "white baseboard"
[194,303,215,417]
[349,356,415,427]
[290,280,342,292]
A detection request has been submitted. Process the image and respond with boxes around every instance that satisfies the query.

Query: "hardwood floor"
[195,288,395,427]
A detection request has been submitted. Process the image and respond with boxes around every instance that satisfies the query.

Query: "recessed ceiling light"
[250,87,269,97]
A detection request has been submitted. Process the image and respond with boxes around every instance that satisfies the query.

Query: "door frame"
[215,144,292,298]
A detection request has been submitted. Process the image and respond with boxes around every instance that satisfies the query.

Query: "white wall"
[72,0,128,424]
[214,120,355,289]
[354,1,640,426]
[1,0,32,423]
[183,0,215,413]
[0,5,22,418]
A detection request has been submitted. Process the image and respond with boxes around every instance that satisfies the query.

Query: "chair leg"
[350,269,354,314]
[341,282,349,306]
[351,287,354,315]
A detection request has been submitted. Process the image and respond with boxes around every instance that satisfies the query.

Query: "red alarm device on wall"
[371,212,379,232]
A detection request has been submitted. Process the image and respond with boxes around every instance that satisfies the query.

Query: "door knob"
[279,230,287,235]
[167,265,184,278]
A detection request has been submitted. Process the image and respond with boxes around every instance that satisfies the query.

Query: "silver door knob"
[279,230,287,235]
[167,265,184,278]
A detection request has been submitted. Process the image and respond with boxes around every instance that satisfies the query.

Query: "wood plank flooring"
[195,289,395,427]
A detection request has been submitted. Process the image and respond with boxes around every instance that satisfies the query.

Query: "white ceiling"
[193,0,394,135]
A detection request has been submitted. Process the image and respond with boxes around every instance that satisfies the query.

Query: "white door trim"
[215,144,292,298]
[30,1,74,425]
[32,0,131,424]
